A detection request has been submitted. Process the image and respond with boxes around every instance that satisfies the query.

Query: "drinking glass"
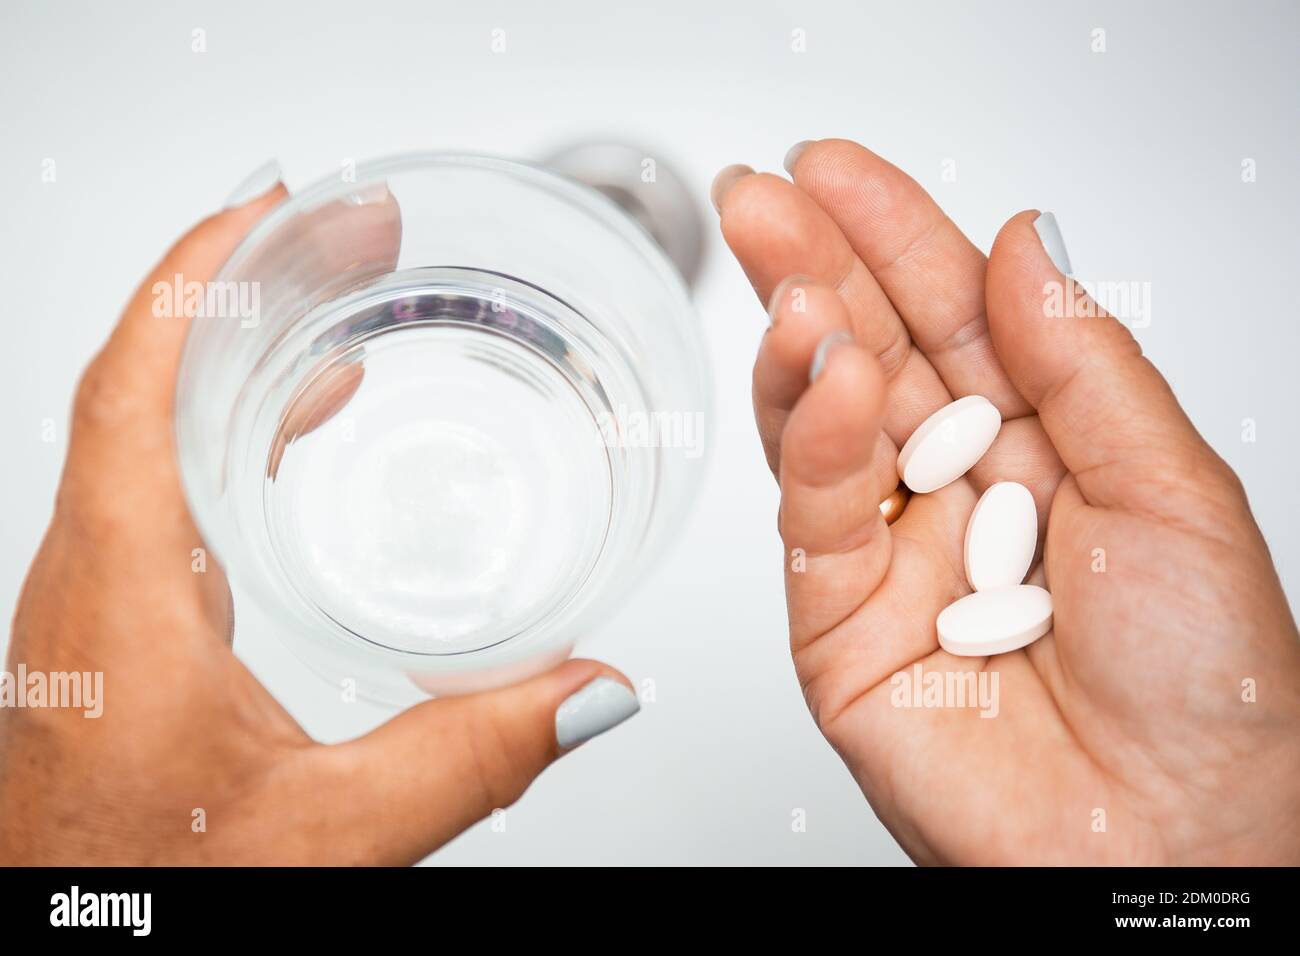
[175,153,709,705]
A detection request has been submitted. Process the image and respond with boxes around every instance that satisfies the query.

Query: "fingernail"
[710,163,755,214]
[766,274,813,326]
[783,140,813,176]
[346,181,390,206]
[225,159,282,209]
[555,677,640,750]
[1033,212,1073,276]
[809,330,853,384]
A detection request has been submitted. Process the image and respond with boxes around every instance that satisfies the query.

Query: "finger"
[786,139,1031,417]
[305,660,639,865]
[778,334,897,649]
[266,358,365,478]
[63,181,290,516]
[45,169,402,659]
[986,211,1235,513]
[91,184,291,421]
[770,301,999,736]
[241,184,406,476]
[39,177,289,653]
[714,168,952,444]
[77,181,402,466]
[67,176,404,515]
[238,181,403,336]
[754,276,888,476]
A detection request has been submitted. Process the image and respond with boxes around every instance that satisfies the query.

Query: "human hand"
[713,139,1300,864]
[0,166,639,865]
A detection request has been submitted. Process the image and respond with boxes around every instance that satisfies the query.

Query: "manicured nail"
[766,274,813,326]
[710,164,755,214]
[346,182,390,206]
[555,677,640,750]
[783,140,813,176]
[809,330,853,383]
[225,159,282,209]
[1033,212,1073,276]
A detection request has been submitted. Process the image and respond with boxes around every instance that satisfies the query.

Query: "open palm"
[715,139,1300,864]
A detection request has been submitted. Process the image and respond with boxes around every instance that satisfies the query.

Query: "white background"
[2,0,1297,864]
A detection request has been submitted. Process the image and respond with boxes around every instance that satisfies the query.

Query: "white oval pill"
[896,395,1001,494]
[964,481,1037,591]
[936,584,1053,657]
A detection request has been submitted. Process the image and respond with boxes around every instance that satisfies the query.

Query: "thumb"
[307,660,640,865]
[985,210,1235,511]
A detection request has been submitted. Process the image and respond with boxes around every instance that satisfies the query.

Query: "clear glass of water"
[176,154,709,705]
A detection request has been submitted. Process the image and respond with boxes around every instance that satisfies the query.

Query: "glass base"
[263,276,613,658]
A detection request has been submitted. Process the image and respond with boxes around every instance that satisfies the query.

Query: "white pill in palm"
[896,395,1001,494]
[937,584,1053,657]
[964,481,1037,591]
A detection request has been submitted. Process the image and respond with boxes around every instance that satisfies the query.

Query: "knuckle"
[53,487,128,548]
[73,356,142,431]
[458,708,534,814]
[1094,314,1144,359]
[875,322,913,378]
[170,217,227,264]
[1187,448,1250,511]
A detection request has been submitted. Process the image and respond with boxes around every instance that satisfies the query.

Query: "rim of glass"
[218,151,693,310]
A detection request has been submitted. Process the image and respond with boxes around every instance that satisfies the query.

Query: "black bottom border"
[0,865,1289,939]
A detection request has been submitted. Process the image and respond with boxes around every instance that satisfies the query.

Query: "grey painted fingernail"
[809,330,853,383]
[1033,212,1073,276]
[346,182,390,206]
[783,140,813,176]
[225,159,281,209]
[766,273,813,326]
[710,163,755,214]
[555,677,640,750]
